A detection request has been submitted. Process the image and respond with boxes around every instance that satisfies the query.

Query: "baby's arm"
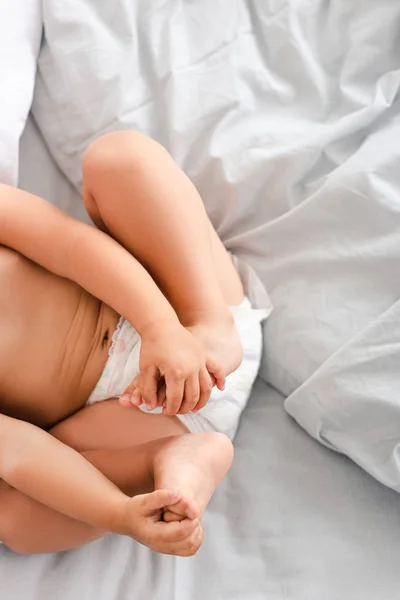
[0,184,177,335]
[0,184,219,413]
[0,411,134,533]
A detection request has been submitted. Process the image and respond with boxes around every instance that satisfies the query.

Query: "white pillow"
[0,1,42,185]
[32,0,400,394]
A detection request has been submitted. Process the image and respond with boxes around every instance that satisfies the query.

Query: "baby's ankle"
[181,307,233,329]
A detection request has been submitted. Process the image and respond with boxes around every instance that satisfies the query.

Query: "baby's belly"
[0,248,119,427]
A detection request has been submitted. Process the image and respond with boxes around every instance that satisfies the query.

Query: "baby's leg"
[82,131,244,375]
[53,400,234,526]
[54,400,232,529]
[0,442,204,556]
[0,401,232,554]
[0,403,185,553]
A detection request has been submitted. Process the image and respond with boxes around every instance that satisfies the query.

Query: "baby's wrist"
[108,496,132,536]
[139,316,182,340]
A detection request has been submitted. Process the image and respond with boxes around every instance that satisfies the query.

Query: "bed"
[2,1,400,598]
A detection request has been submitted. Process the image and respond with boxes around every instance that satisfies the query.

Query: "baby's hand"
[119,322,225,415]
[119,370,217,414]
[121,489,203,556]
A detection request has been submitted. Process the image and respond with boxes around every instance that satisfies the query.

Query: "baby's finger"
[131,374,141,387]
[119,394,133,407]
[157,384,167,408]
[157,517,200,544]
[178,523,204,557]
[192,367,212,413]
[162,523,204,557]
[140,366,158,410]
[119,379,139,407]
[206,357,226,391]
[163,373,185,415]
[140,489,181,514]
[150,521,203,556]
[163,495,199,522]
[131,388,143,407]
[178,373,200,414]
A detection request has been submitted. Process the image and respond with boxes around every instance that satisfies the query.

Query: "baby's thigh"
[49,399,187,452]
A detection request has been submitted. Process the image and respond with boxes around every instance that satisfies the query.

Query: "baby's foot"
[122,488,204,556]
[152,432,234,523]
[187,310,243,379]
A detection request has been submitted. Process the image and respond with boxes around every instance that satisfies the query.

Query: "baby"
[0,132,267,556]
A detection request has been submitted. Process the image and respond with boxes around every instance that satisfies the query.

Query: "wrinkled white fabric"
[0,0,41,185]
[285,297,400,492]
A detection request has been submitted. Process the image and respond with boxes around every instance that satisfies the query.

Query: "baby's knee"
[82,130,166,182]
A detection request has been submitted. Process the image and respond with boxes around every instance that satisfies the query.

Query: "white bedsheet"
[286,297,400,492]
[0,0,41,185]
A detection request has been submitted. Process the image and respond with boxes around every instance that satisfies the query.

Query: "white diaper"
[87,298,267,439]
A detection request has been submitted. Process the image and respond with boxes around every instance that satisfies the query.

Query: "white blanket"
[0,0,41,185]
[286,297,400,491]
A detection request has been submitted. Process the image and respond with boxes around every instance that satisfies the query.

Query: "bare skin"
[0,245,119,427]
[0,415,233,555]
[0,131,243,554]
[0,133,243,426]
